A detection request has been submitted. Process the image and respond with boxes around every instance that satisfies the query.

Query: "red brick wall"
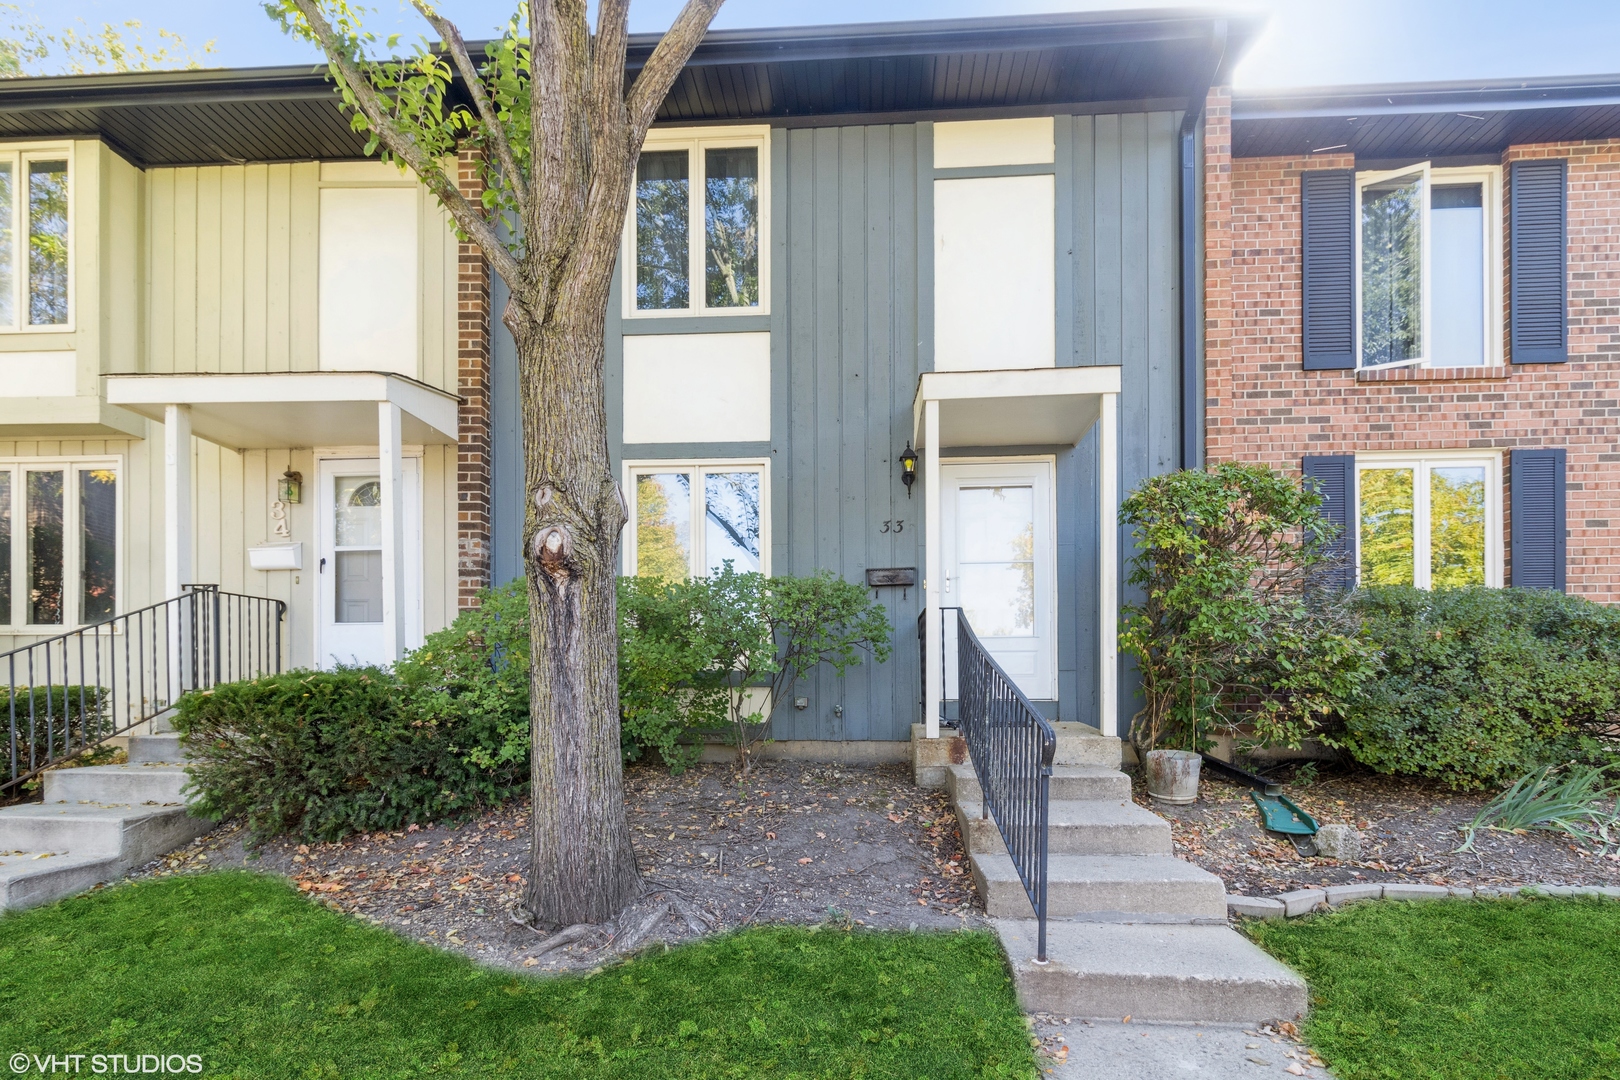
[1204,96,1620,602]
[455,150,493,611]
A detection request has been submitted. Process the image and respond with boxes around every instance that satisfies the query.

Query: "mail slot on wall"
[865,567,917,588]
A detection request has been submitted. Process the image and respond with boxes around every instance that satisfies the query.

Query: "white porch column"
[1097,392,1119,738]
[163,404,193,600]
[922,398,942,740]
[378,401,407,663]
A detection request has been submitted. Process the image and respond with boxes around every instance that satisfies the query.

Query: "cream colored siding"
[141,162,458,392]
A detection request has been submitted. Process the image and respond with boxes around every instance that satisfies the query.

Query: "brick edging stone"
[1229,883,1620,920]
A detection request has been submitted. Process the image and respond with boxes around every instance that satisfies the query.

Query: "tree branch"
[592,0,632,138]
[624,0,723,144]
[410,0,528,208]
[287,0,524,290]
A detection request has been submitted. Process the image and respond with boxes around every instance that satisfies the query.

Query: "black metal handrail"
[936,606,1057,963]
[3,585,286,793]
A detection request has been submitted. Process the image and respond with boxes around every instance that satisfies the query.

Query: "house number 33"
[879,520,905,533]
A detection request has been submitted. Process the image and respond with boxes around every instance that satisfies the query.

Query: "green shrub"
[1119,464,1376,754]
[1340,586,1620,788]
[3,686,110,784]
[617,575,731,772]
[175,667,526,843]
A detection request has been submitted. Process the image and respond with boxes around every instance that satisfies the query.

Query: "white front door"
[941,460,1056,701]
[315,456,422,668]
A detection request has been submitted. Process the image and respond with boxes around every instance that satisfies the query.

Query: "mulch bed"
[132,760,981,972]
[1138,761,1620,896]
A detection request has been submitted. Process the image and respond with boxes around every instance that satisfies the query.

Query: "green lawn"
[1248,897,1620,1080]
[0,872,1036,1080]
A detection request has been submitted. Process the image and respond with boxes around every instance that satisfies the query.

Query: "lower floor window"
[1357,453,1500,588]
[0,460,119,627]
[626,461,766,581]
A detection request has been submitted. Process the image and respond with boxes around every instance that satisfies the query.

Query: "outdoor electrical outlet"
[794,696,809,710]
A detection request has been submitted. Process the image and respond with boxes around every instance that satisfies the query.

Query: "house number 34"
[879,520,905,533]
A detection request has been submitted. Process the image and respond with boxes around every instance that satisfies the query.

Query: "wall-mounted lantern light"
[279,470,303,505]
[899,442,918,498]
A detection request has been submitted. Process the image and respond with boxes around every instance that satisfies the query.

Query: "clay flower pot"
[1144,748,1202,805]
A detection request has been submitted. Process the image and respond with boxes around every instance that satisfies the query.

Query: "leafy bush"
[617,575,731,773]
[175,667,527,843]
[1340,586,1620,788]
[618,566,893,774]
[3,685,110,791]
[1119,463,1376,754]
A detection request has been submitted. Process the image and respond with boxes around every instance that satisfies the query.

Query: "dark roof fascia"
[653,97,1192,131]
[0,65,336,113]
[626,9,1254,70]
[1232,73,1620,121]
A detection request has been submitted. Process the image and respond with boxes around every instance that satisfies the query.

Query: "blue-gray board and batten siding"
[489,111,1183,743]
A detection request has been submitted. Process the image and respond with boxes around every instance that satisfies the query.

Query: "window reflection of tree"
[1359,468,1415,586]
[80,468,116,621]
[636,151,689,310]
[704,148,758,308]
[1012,520,1035,633]
[0,471,10,623]
[1430,467,1486,587]
[703,471,759,569]
[636,473,690,582]
[1362,176,1422,365]
[28,161,68,327]
[27,470,63,624]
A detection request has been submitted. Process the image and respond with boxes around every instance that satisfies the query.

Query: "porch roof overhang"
[910,366,1123,449]
[103,371,459,450]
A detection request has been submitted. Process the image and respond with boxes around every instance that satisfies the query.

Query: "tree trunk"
[511,294,642,927]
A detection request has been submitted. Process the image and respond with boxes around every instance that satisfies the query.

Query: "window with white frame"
[625,462,767,581]
[0,149,70,330]
[0,460,117,627]
[1357,453,1500,589]
[1357,164,1499,368]
[628,129,768,316]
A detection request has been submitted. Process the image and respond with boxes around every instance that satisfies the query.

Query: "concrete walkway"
[1038,1018,1337,1079]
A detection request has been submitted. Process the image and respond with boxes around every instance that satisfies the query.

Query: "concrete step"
[0,849,123,911]
[0,802,211,865]
[945,763,1131,804]
[971,853,1228,921]
[1052,723,1123,768]
[956,797,1172,857]
[992,918,1309,1023]
[43,764,190,805]
[127,733,185,764]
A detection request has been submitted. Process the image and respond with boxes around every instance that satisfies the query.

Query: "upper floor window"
[1358,164,1499,369]
[0,458,117,628]
[0,150,70,330]
[628,128,769,317]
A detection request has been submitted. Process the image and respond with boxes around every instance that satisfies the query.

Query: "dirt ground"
[1140,761,1620,896]
[131,761,982,971]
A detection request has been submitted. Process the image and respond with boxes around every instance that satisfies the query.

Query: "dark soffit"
[0,9,1255,168]
[1233,73,1620,160]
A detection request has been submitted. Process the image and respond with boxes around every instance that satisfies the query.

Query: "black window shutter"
[1302,170,1356,370]
[1510,160,1568,364]
[1302,454,1357,588]
[1510,448,1567,591]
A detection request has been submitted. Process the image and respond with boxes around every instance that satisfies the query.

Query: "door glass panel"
[636,150,689,311]
[1430,465,1487,587]
[635,472,691,581]
[335,550,383,623]
[956,485,1035,637]
[334,476,382,547]
[1431,183,1485,367]
[705,147,759,308]
[703,470,760,574]
[27,159,67,326]
[26,469,63,624]
[79,468,115,622]
[0,470,10,624]
[1361,172,1423,365]
[1359,468,1414,586]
